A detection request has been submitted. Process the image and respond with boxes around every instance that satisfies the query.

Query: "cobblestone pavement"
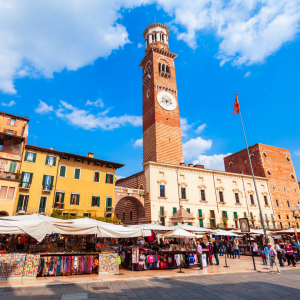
[0,269,300,300]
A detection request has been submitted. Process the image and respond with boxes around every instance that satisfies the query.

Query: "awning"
[158,228,196,238]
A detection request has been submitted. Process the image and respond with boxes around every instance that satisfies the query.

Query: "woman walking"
[285,243,296,267]
[213,242,219,265]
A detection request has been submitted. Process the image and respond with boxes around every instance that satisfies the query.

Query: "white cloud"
[193,153,231,171]
[116,175,125,180]
[244,71,251,77]
[1,100,16,107]
[158,0,300,66]
[195,123,207,134]
[295,150,300,156]
[133,138,143,147]
[85,99,104,108]
[0,0,149,94]
[54,100,142,130]
[180,117,192,137]
[137,42,143,48]
[183,137,212,160]
[35,100,54,114]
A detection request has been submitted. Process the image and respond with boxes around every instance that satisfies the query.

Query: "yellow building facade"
[15,145,124,217]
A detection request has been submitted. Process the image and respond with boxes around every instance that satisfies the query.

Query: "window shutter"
[55,192,58,203]
[97,196,100,207]
[111,174,114,184]
[173,207,177,215]
[7,118,11,125]
[24,196,29,211]
[198,209,202,217]
[105,174,108,183]
[59,166,63,177]
[33,153,37,163]
[24,151,28,161]
[8,161,16,173]
[186,208,190,213]
[77,194,80,205]
[250,212,253,219]
[29,173,33,184]
[225,211,228,218]
[15,119,18,127]
[94,172,97,182]
[75,168,80,179]
[92,196,94,206]
[106,197,109,211]
[244,212,247,218]
[199,219,203,227]
[50,176,54,186]
[61,193,65,203]
[70,194,73,204]
[21,172,24,182]
[45,155,49,165]
[53,157,56,166]
[42,175,46,186]
[17,195,22,208]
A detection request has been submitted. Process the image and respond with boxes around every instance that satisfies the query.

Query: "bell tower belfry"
[140,23,183,165]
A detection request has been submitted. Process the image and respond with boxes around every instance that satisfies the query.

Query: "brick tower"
[140,23,183,164]
[224,144,300,229]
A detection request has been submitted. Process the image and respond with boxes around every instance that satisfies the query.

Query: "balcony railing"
[20,182,31,189]
[54,202,64,209]
[198,212,205,219]
[0,172,17,179]
[233,214,238,220]
[158,211,167,218]
[43,185,53,192]
[16,205,27,213]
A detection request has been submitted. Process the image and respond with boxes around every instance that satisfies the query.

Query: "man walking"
[268,243,280,274]
[275,241,285,267]
[196,240,203,270]
[233,238,240,259]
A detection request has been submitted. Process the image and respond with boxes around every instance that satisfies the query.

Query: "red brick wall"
[115,171,145,190]
[224,143,300,228]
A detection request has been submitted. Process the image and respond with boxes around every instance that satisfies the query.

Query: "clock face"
[157,91,177,111]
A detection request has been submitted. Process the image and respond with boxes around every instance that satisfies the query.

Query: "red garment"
[148,231,155,242]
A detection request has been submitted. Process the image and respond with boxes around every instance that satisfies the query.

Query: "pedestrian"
[275,241,285,267]
[233,238,240,259]
[219,239,224,256]
[196,240,203,270]
[260,249,267,265]
[291,239,299,262]
[284,243,296,267]
[213,242,219,265]
[264,242,270,263]
[226,241,231,258]
[208,242,213,265]
[268,243,280,273]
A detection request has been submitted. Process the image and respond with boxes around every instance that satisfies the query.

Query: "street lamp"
[290,203,300,219]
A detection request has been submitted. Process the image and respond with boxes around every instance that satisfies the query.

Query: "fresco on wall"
[0,135,22,161]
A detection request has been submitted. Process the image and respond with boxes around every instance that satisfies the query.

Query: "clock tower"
[140,23,183,164]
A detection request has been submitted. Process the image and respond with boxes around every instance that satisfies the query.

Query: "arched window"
[166,66,169,73]
[291,174,295,179]
[250,154,254,159]
[267,170,271,175]
[287,157,290,161]
[162,64,165,72]
[139,185,144,190]
[130,210,133,221]
[229,162,233,168]
[122,211,125,222]
[263,152,267,157]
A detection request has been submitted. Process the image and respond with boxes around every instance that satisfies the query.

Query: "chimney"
[193,164,204,169]
[88,152,94,158]
[188,164,193,167]
[50,147,54,150]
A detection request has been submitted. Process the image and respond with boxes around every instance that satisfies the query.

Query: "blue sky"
[0,1,300,179]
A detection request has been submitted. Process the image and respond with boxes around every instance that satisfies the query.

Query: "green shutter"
[61,193,65,203]
[106,197,109,211]
[29,173,33,184]
[250,212,253,219]
[225,211,228,218]
[24,151,28,161]
[8,161,17,173]
[17,195,22,208]
[21,172,24,183]
[244,212,247,218]
[173,207,177,215]
[74,168,80,179]
[92,196,94,206]
[198,209,202,217]
[111,174,114,184]
[55,192,59,203]
[70,194,73,204]
[97,196,100,207]
[50,176,54,186]
[42,175,46,186]
[33,153,37,163]
[53,157,56,166]
[188,222,191,225]
[24,196,29,210]
[199,219,204,227]
[187,208,190,213]
[77,194,80,205]
[105,174,108,183]
[45,155,49,165]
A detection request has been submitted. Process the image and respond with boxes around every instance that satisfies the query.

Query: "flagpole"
[238,100,268,244]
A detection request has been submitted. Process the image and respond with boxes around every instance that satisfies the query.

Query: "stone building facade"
[224,144,300,229]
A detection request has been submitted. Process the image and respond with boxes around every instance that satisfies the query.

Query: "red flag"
[233,93,240,115]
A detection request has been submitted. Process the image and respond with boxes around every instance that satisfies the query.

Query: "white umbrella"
[231,228,271,235]
[127,224,172,231]
[213,230,241,237]
[175,224,214,233]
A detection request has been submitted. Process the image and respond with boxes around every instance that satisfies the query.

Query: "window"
[9,118,16,126]
[5,187,15,200]
[106,197,112,213]
[105,173,114,184]
[273,222,276,229]
[210,210,215,218]
[173,207,177,215]
[280,222,283,229]
[0,186,8,199]
[45,155,56,166]
[42,175,54,191]
[251,154,254,159]
[287,215,290,220]
[263,152,267,157]
[39,196,47,214]
[0,139,4,151]
[250,212,253,219]
[122,211,125,222]
[198,209,203,218]
[160,206,165,217]
[244,212,247,218]
[21,172,33,188]
[250,194,254,205]
[291,174,295,179]
[59,165,67,177]
[200,190,206,201]
[8,161,17,173]
[287,157,290,161]
[278,215,281,219]
[91,195,100,207]
[17,195,29,212]
[160,185,165,197]
[70,193,80,206]
[74,168,81,180]
[130,210,133,221]
[235,193,240,204]
[222,211,228,219]
[265,214,268,220]
[229,162,233,167]
[199,219,204,227]
[94,171,100,183]
[83,213,91,218]
[181,187,186,199]
[273,186,275,190]
[70,213,77,217]
[55,192,65,208]
[233,212,238,219]
[186,208,190,213]
[271,214,274,221]
[139,185,144,190]
[264,196,268,206]
[219,191,224,202]
[267,170,271,175]
[288,222,291,227]
[287,200,290,208]
[24,152,36,163]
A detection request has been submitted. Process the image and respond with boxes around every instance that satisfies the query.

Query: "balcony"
[198,212,205,219]
[158,211,167,218]
[209,213,216,219]
[54,202,64,209]
[114,187,145,196]
[20,182,31,189]
[42,185,53,192]
[233,214,239,221]
[0,172,17,180]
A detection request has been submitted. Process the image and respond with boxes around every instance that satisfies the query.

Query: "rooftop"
[0,111,29,122]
